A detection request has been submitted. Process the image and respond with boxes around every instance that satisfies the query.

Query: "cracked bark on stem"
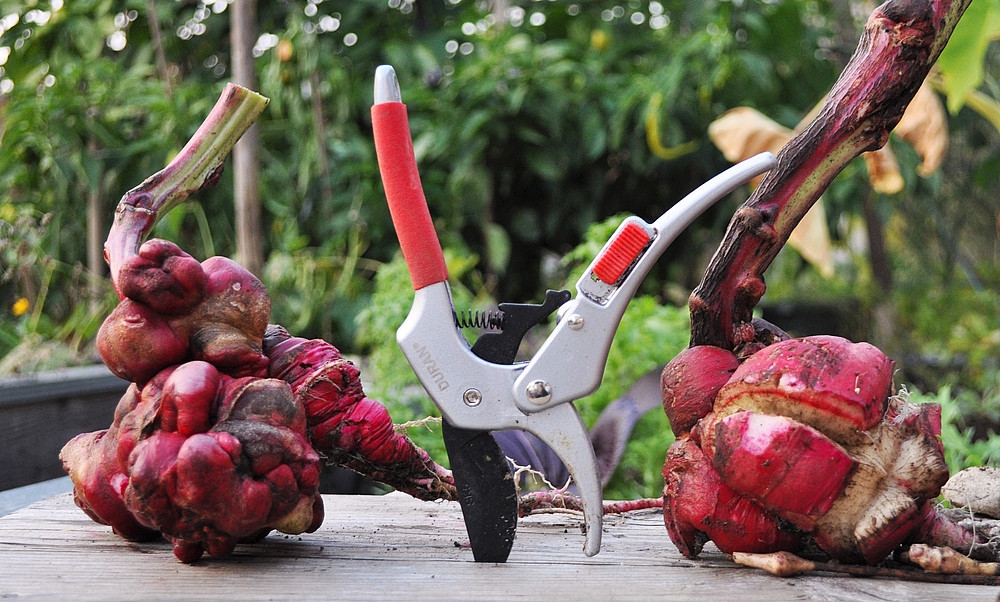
[689,0,972,350]
[104,83,269,297]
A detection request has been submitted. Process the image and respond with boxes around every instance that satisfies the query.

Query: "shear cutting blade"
[442,421,518,563]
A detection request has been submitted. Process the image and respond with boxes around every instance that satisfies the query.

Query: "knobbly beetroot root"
[98,86,271,388]
[69,85,458,562]
[662,336,979,564]
[661,346,738,436]
[97,239,270,386]
[263,325,456,502]
[660,0,978,566]
[663,435,804,557]
[61,361,324,562]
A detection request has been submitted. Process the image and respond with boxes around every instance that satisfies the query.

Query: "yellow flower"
[590,30,609,51]
[11,297,29,317]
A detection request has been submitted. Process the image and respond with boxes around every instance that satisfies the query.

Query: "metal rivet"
[463,388,483,407]
[566,314,584,330]
[525,380,552,405]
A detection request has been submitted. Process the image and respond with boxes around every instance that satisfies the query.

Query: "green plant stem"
[688,0,973,351]
[27,261,54,334]
[104,83,268,297]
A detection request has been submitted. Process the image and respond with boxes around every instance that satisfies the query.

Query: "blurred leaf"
[936,0,1000,113]
[893,81,949,177]
[484,222,511,275]
[862,147,905,194]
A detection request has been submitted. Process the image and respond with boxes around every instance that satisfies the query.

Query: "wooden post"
[230,0,264,277]
[86,137,105,310]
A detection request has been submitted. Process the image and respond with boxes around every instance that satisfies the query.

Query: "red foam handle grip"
[372,102,449,289]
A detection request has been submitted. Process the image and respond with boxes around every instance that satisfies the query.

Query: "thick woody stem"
[689,0,971,350]
[104,84,268,297]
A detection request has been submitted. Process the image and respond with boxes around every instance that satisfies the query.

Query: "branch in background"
[310,70,334,206]
[145,1,173,98]
[86,136,106,310]
[230,0,264,277]
[689,0,973,351]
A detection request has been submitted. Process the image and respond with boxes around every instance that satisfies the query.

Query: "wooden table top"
[1,491,996,601]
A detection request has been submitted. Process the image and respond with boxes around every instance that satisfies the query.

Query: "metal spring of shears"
[454,309,506,330]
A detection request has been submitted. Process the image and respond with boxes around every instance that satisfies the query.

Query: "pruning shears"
[371,65,776,562]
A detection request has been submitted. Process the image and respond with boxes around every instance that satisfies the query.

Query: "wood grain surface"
[1,492,996,601]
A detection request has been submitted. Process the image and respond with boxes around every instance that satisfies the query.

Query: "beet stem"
[105,83,269,296]
[688,0,973,350]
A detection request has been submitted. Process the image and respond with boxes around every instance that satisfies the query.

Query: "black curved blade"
[443,421,518,563]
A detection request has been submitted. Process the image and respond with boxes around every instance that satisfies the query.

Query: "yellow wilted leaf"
[646,93,699,160]
[708,106,791,160]
[863,147,905,194]
[893,81,949,176]
[708,107,834,278]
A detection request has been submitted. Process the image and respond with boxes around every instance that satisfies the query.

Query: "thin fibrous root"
[393,416,443,434]
[901,544,1000,576]
[517,488,663,518]
[733,550,1000,585]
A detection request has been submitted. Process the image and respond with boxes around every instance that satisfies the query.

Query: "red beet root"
[661,346,739,436]
[662,336,972,564]
[97,240,270,386]
[263,325,456,502]
[62,361,324,563]
[662,0,976,564]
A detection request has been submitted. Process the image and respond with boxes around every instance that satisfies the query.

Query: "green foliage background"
[2,0,1000,496]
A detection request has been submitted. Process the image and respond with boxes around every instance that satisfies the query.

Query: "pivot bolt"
[526,380,552,405]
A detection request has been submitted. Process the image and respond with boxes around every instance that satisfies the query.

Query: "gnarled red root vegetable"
[63,83,456,562]
[263,325,456,502]
[97,239,270,386]
[659,0,978,567]
[61,361,324,562]
[662,336,982,564]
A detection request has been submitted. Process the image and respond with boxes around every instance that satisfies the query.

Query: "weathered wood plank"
[0,493,995,601]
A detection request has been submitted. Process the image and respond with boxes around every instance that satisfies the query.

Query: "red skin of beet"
[60,384,159,542]
[709,410,857,529]
[97,239,270,386]
[663,434,804,557]
[661,346,739,436]
[714,335,894,445]
[61,361,324,562]
[662,335,963,564]
[264,325,456,501]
